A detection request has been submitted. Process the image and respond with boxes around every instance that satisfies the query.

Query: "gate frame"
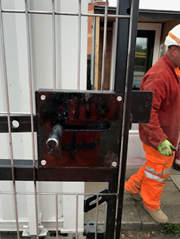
[0,1,151,239]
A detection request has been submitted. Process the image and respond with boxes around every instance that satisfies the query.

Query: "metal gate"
[0,0,152,238]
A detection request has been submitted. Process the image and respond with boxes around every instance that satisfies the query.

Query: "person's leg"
[141,168,169,223]
[141,167,168,210]
[125,163,146,194]
[140,144,175,223]
[142,144,174,210]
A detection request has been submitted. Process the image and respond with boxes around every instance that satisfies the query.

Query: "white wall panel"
[0,0,87,233]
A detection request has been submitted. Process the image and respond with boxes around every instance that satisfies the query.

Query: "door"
[127,23,162,165]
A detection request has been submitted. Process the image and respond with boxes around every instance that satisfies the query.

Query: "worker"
[125,24,180,224]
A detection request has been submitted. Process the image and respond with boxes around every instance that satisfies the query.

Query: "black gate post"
[114,0,139,238]
[105,177,117,239]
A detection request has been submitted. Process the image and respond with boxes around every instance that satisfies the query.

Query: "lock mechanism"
[46,123,63,149]
[36,90,123,169]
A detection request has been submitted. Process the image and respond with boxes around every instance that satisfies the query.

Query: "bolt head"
[117,96,122,102]
[112,161,117,167]
[41,160,47,166]
[41,95,46,100]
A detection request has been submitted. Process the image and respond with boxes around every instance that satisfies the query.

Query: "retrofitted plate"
[36,90,123,168]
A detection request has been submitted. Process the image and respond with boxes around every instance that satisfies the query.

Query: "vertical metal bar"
[76,194,78,239]
[105,180,117,239]
[95,194,99,239]
[56,194,58,239]
[114,0,131,94]
[77,0,81,91]
[0,2,20,238]
[24,1,39,238]
[114,1,139,238]
[52,0,56,90]
[101,0,108,91]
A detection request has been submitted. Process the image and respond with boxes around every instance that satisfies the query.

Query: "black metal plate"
[36,90,123,168]
[0,159,117,181]
[131,91,152,123]
[0,91,152,134]
[0,116,37,133]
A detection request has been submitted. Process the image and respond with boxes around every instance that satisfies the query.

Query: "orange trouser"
[125,144,175,210]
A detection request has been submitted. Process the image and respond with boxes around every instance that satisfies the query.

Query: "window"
[133,30,155,90]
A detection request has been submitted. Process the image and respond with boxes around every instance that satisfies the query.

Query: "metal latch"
[84,222,105,239]
[84,188,108,213]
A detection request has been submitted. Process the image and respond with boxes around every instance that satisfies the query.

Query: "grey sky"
[136,38,147,49]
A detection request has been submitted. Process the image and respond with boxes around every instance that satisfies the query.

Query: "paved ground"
[0,167,180,238]
[0,231,179,239]
[84,166,180,233]
[122,167,180,232]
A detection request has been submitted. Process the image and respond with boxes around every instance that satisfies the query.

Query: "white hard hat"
[164,24,180,47]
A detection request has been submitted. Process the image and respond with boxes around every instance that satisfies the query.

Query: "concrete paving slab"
[161,204,180,224]
[84,172,180,234]
[163,181,179,192]
[84,202,106,223]
[122,202,141,231]
[123,194,135,203]
[135,201,162,231]
[161,180,180,204]
[170,175,180,190]
[161,191,180,204]
[85,182,107,194]
[84,182,107,223]
[170,167,180,175]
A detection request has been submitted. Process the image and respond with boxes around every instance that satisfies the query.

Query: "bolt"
[41,95,46,100]
[112,161,117,167]
[41,160,47,166]
[117,96,122,102]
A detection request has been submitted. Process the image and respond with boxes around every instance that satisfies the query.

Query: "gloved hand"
[157,139,176,156]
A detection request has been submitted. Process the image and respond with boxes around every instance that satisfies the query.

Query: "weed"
[161,223,180,236]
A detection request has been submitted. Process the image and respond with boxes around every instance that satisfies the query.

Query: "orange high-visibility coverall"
[125,144,175,210]
[125,54,180,210]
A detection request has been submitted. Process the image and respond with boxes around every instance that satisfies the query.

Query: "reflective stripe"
[144,171,167,182]
[169,32,180,45]
[146,165,171,176]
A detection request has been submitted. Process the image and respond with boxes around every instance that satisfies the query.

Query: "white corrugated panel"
[0,0,88,234]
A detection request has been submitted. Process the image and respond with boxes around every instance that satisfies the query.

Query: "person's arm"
[140,76,176,156]
[140,76,167,147]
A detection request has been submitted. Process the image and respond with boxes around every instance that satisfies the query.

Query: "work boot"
[143,204,168,223]
[124,189,142,201]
